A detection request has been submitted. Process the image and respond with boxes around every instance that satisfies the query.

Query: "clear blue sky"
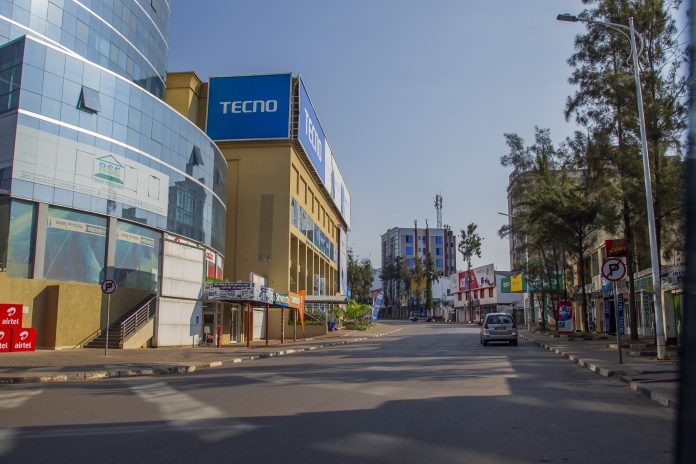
[167,0,686,272]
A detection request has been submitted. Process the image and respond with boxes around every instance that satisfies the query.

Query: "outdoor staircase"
[85,293,157,349]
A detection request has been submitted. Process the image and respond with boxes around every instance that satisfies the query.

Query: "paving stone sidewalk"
[0,324,401,384]
[520,330,680,408]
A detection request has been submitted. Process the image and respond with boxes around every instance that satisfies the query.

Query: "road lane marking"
[130,382,256,442]
[0,389,43,410]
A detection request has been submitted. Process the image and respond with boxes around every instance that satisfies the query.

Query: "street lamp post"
[557,13,667,359]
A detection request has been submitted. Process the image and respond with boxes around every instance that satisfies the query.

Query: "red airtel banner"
[11,328,36,352]
[0,303,22,329]
[0,328,11,352]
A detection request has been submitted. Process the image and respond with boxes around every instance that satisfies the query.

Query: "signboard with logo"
[605,239,628,257]
[205,250,216,279]
[0,304,22,329]
[556,300,574,333]
[11,328,36,352]
[288,292,301,310]
[274,293,289,307]
[298,78,327,183]
[0,328,11,352]
[13,129,170,217]
[458,264,495,292]
[206,282,269,302]
[206,74,292,141]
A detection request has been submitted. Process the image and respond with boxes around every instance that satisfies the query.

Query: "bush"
[344,320,375,331]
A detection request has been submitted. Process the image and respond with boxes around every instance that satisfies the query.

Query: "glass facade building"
[0,0,226,288]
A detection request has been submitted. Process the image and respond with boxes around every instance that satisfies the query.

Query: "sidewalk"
[0,324,400,385]
[520,330,680,408]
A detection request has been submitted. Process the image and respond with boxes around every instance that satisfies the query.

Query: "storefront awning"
[304,295,348,304]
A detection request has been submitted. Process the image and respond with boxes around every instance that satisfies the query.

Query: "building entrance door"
[229,306,239,343]
[253,308,265,340]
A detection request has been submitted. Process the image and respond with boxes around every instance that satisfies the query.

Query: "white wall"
[154,238,205,347]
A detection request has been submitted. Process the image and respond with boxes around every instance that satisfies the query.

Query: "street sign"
[601,258,626,281]
[101,280,117,294]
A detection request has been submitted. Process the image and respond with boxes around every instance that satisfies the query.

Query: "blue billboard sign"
[206,74,291,141]
[298,78,326,182]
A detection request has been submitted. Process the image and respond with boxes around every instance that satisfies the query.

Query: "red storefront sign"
[0,303,22,329]
[0,328,11,352]
[11,328,36,352]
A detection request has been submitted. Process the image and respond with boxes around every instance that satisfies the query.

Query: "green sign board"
[500,274,563,293]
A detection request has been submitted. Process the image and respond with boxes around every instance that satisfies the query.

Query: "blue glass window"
[406,246,413,256]
[44,206,107,283]
[78,85,100,113]
[436,247,442,256]
[404,235,413,243]
[114,220,162,291]
[2,199,36,278]
[435,236,443,244]
[436,259,443,268]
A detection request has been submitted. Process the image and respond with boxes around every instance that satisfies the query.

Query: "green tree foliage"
[458,223,483,318]
[424,252,441,311]
[347,249,374,304]
[500,128,617,331]
[565,0,686,338]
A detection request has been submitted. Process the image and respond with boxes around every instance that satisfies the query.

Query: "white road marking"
[0,389,43,410]
[130,382,256,442]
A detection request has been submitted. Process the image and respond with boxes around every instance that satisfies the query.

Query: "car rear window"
[486,315,513,324]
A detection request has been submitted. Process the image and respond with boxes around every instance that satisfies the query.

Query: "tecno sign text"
[219,100,278,114]
[303,108,323,161]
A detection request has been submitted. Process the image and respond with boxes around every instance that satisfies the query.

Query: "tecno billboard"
[298,78,326,182]
[206,74,292,141]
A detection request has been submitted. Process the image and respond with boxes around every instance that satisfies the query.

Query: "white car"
[480,313,518,346]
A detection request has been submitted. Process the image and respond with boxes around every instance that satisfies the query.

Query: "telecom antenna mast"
[435,195,443,228]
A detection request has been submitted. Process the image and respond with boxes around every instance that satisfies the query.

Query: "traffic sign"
[101,280,117,294]
[602,258,626,282]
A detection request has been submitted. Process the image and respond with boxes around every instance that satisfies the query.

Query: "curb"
[0,328,402,385]
[520,334,677,408]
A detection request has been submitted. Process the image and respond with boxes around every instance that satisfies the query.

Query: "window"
[473,290,478,299]
[458,293,462,301]
[436,259,443,268]
[406,247,413,256]
[465,291,470,300]
[405,235,413,243]
[436,247,442,256]
[435,236,443,244]
[488,287,494,298]
[78,86,101,113]
[408,258,414,268]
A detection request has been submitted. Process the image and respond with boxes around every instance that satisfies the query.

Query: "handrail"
[120,294,157,342]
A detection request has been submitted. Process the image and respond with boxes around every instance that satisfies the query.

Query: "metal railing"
[120,294,157,342]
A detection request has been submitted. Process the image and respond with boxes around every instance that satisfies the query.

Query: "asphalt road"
[0,322,675,464]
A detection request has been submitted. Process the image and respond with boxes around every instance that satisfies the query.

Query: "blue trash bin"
[329,322,336,331]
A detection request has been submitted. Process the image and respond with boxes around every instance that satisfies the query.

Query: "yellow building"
[166,72,351,342]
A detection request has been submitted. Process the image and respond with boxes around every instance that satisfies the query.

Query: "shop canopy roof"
[304,295,348,305]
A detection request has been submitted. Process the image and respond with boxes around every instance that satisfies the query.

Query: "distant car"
[480,313,518,346]
[411,316,419,322]
[426,317,434,322]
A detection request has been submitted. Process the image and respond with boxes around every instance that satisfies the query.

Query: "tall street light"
[557,13,667,359]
